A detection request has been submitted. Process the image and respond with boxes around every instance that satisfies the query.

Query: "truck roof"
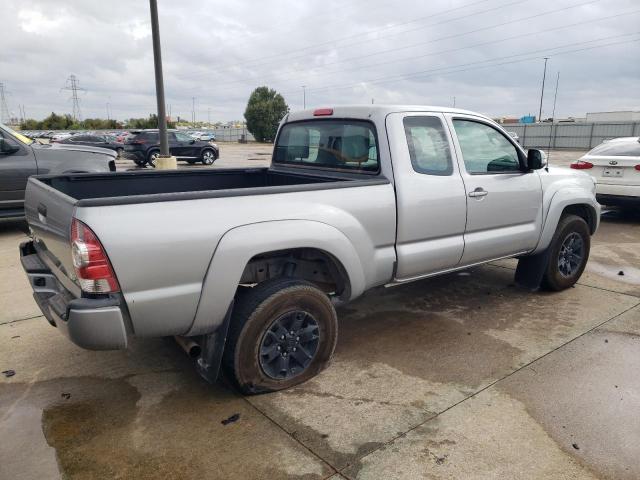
[285,105,489,123]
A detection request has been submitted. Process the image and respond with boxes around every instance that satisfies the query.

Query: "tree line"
[19,113,175,131]
[18,86,290,141]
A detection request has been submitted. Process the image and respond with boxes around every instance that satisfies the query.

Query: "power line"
[183,0,502,79]
[288,33,640,96]
[194,5,637,94]
[60,74,86,122]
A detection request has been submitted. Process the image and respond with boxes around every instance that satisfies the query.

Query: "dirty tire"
[223,278,338,394]
[541,214,590,291]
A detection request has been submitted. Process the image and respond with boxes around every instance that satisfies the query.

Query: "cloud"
[2,0,639,122]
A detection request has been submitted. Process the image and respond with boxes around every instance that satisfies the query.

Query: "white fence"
[211,127,255,142]
[502,121,640,149]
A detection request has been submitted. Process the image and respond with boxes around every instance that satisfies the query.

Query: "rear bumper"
[20,240,128,350]
[596,183,640,204]
[596,194,640,206]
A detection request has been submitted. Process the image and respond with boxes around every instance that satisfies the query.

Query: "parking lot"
[1,146,639,480]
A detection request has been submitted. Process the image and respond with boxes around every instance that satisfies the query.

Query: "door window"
[403,116,453,175]
[452,120,521,174]
[175,132,193,142]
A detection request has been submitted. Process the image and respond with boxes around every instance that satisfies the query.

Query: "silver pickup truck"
[20,105,600,393]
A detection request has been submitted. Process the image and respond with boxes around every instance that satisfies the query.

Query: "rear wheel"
[147,149,160,168]
[133,159,146,167]
[223,278,338,394]
[201,149,216,165]
[541,214,590,291]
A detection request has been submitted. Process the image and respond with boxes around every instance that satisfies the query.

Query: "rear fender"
[186,220,365,336]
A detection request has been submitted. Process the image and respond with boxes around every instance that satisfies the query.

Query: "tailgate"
[24,177,80,295]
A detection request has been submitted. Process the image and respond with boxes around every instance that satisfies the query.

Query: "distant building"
[586,111,640,122]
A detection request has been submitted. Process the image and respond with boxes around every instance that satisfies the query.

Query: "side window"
[403,116,453,175]
[452,120,521,174]
[175,132,192,142]
[167,132,177,142]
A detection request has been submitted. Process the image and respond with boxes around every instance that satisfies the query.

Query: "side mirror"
[0,138,20,155]
[526,149,545,170]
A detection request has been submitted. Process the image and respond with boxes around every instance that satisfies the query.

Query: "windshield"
[1,123,34,145]
[274,120,379,173]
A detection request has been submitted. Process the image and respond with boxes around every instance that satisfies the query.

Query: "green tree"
[126,114,175,129]
[244,86,289,142]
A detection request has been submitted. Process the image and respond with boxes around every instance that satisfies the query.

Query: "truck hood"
[33,142,117,159]
[540,165,596,194]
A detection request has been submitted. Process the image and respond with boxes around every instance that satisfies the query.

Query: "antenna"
[537,57,549,122]
[546,71,560,170]
[60,74,86,122]
[0,83,11,124]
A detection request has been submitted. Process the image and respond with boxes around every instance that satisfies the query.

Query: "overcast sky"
[2,0,639,123]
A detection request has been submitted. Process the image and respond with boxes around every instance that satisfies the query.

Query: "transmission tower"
[0,83,11,124]
[61,75,86,122]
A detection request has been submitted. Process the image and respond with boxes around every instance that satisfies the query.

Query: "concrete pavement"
[1,147,639,479]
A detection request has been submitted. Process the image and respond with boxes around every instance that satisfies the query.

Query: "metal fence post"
[552,123,557,148]
[588,123,595,149]
[522,124,527,148]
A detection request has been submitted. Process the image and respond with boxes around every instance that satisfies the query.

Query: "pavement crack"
[1,314,44,325]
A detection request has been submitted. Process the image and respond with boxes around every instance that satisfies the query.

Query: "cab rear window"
[274,120,379,172]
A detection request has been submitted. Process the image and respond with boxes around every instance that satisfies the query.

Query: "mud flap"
[196,301,233,384]
[515,248,552,290]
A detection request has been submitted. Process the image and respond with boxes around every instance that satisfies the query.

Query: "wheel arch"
[186,220,366,336]
[532,188,600,255]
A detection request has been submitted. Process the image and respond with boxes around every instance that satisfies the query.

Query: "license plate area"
[602,167,623,177]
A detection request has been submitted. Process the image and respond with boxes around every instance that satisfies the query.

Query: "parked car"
[191,131,216,142]
[19,105,599,393]
[0,123,115,218]
[115,131,130,143]
[59,133,124,157]
[571,137,640,206]
[50,132,73,143]
[124,130,219,167]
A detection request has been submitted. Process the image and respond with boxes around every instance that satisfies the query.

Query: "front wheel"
[223,278,338,394]
[201,149,216,165]
[541,214,591,291]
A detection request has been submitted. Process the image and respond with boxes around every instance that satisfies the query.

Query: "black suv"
[123,130,219,167]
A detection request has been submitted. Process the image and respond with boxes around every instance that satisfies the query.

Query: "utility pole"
[192,97,196,124]
[149,0,172,167]
[301,86,306,109]
[0,83,12,124]
[453,96,456,108]
[61,74,85,122]
[537,57,549,122]
[207,107,211,126]
[106,102,111,121]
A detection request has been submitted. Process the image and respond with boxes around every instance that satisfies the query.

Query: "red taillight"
[570,160,593,169]
[71,218,120,293]
[313,108,333,116]
[635,165,640,171]
[129,139,145,145]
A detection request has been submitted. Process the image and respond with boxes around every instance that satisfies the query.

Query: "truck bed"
[37,167,384,206]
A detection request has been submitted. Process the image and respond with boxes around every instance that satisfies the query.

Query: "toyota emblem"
[609,160,618,165]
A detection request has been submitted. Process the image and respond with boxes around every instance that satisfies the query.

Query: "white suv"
[571,137,640,206]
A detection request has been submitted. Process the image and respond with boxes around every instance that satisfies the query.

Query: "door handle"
[468,188,488,198]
